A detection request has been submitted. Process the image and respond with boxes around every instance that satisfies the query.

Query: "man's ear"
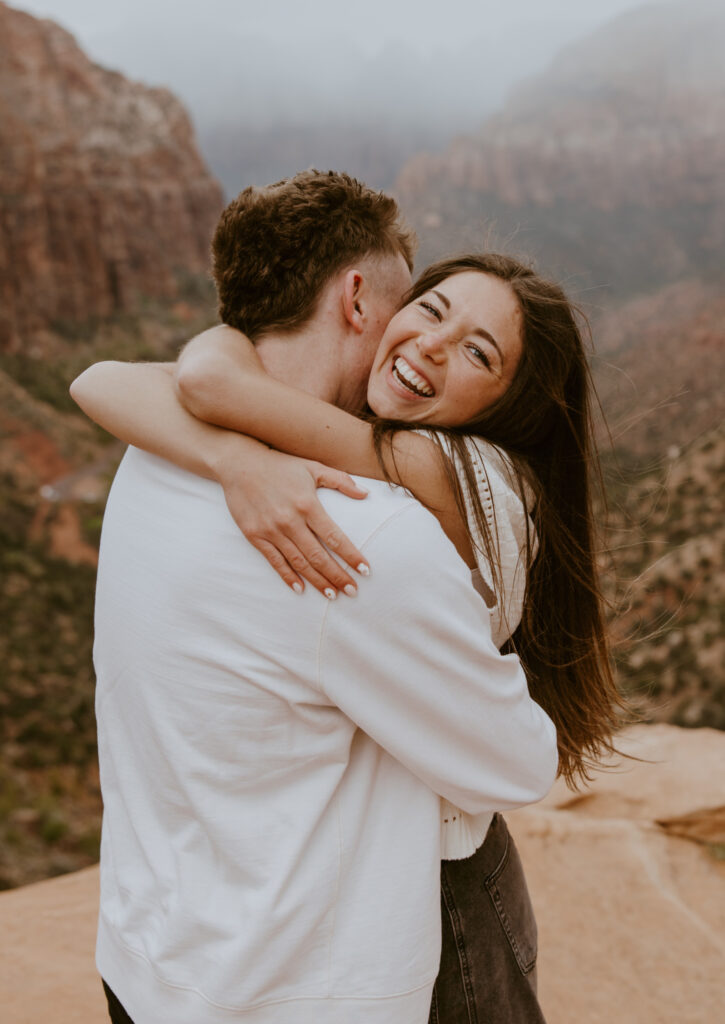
[341,269,365,334]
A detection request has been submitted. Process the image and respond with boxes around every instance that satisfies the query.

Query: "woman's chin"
[367,399,393,420]
[367,392,408,422]
[368,377,427,422]
[366,385,393,420]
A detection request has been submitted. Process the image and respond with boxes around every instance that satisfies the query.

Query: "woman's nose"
[416,332,446,361]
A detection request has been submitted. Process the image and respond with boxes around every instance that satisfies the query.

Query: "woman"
[72,252,623,1021]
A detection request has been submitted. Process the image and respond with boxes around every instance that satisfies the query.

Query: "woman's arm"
[69,362,373,597]
[71,361,226,479]
[176,326,474,563]
[176,325,382,476]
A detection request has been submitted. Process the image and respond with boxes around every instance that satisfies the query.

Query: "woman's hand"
[216,447,371,599]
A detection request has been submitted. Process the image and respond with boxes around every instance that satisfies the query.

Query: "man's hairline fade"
[211,169,416,341]
[250,248,412,343]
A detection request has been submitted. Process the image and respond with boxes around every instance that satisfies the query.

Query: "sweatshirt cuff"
[440,799,494,860]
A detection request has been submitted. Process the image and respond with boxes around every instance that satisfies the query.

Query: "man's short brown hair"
[211,170,416,339]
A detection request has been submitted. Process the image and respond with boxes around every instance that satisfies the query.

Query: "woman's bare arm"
[71,361,229,479]
[69,362,374,596]
[176,326,474,563]
[176,325,382,476]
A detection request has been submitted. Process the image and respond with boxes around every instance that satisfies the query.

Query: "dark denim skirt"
[429,813,547,1024]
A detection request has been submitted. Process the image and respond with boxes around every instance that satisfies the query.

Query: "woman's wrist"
[206,431,272,486]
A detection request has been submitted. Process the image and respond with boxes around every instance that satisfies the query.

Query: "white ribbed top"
[440,437,538,859]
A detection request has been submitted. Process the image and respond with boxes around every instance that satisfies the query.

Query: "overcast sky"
[12,0,655,58]
[12,0,659,109]
[9,0,676,191]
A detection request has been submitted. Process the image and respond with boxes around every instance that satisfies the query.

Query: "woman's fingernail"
[292,582,303,595]
[343,584,357,597]
[324,588,337,600]
[357,563,370,576]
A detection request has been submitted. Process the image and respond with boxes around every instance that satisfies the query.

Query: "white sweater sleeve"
[317,502,558,816]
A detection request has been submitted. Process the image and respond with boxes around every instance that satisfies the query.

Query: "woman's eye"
[468,345,491,369]
[418,300,442,321]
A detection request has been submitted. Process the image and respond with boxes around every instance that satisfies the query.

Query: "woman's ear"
[341,269,365,334]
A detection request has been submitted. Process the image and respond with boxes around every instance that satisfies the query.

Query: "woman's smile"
[368,271,524,427]
[390,354,435,398]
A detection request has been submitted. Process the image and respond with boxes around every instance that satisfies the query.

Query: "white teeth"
[393,357,434,397]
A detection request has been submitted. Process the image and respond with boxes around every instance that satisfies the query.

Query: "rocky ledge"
[2,724,723,1023]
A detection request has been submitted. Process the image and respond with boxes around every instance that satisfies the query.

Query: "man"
[73,171,556,1023]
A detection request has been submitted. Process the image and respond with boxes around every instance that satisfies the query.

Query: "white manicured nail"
[343,584,357,597]
[356,563,370,576]
[324,588,337,600]
[292,582,303,595]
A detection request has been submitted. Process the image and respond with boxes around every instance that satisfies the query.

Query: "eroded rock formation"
[0,2,224,352]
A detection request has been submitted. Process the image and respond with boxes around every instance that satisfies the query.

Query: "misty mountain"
[396,0,725,298]
[78,7,628,195]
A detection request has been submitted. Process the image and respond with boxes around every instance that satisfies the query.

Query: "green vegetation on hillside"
[602,426,725,728]
[0,479,102,890]
[0,299,216,889]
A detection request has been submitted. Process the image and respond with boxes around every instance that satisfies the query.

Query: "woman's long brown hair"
[372,253,626,786]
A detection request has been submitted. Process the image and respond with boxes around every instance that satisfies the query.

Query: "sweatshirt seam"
[325,794,344,996]
[314,501,420,696]
[311,499,426,991]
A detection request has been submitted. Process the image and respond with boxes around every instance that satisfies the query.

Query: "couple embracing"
[72,170,621,1023]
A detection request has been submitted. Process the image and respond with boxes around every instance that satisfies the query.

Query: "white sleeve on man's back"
[317,502,558,815]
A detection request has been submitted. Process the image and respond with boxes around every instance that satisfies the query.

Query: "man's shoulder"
[109,447,225,511]
[114,446,215,491]
[103,447,233,549]
[318,477,458,561]
[114,452,415,527]
[109,452,457,568]
[321,476,412,518]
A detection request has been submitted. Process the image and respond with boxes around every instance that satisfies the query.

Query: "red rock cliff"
[0,2,224,351]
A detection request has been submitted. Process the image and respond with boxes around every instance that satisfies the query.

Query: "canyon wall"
[0,2,224,353]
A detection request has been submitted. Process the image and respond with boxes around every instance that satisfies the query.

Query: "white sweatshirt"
[94,448,557,1024]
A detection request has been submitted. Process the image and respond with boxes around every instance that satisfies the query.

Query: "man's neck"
[254,316,348,408]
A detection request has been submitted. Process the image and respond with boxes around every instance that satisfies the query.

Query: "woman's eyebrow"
[472,327,503,364]
[431,289,504,364]
[430,288,503,364]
